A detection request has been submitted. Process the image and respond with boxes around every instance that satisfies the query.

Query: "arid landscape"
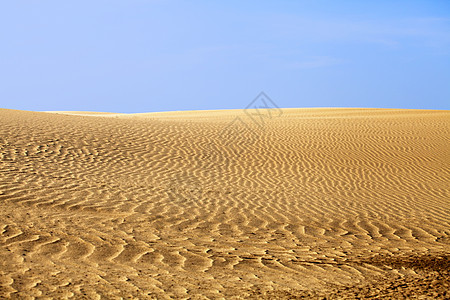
[0,107,449,299]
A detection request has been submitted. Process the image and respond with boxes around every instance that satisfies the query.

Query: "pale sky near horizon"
[1,1,449,113]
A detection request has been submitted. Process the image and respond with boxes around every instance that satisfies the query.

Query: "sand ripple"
[0,108,449,298]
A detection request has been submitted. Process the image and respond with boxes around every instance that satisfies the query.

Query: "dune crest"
[0,108,449,298]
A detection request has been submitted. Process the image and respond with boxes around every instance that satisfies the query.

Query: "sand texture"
[0,107,449,299]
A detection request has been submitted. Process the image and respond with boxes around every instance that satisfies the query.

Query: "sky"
[0,0,449,113]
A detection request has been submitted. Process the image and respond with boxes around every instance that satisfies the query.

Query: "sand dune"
[0,107,449,298]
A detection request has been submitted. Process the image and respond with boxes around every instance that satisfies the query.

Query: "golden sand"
[0,108,449,298]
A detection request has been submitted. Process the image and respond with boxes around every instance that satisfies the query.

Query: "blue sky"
[1,0,449,112]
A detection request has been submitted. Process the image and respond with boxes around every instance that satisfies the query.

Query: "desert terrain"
[0,107,449,299]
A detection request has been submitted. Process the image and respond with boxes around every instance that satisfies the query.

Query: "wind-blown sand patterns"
[0,108,449,298]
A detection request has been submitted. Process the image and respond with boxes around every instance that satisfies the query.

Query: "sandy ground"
[0,107,449,299]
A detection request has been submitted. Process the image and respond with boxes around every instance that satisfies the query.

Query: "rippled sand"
[0,108,449,299]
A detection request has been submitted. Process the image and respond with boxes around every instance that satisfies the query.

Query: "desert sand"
[0,107,449,299]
